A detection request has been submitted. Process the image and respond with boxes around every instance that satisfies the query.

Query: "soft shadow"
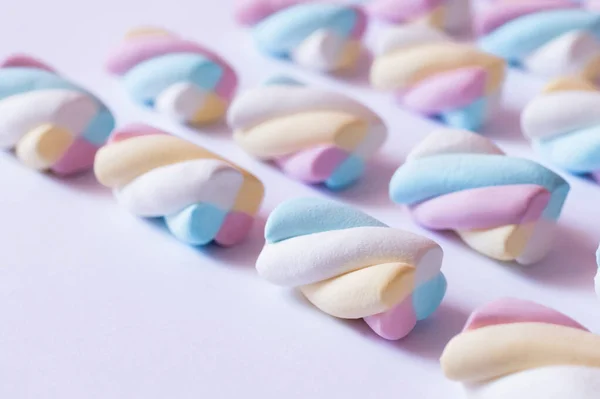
[201,213,267,268]
[142,213,267,269]
[480,104,525,142]
[397,303,468,360]
[288,290,468,359]
[49,170,110,197]
[509,223,598,290]
[332,48,373,86]
[320,156,400,206]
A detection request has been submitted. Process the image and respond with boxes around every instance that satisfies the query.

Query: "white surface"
[1,1,599,398]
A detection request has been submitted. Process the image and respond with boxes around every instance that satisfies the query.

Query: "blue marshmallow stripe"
[165,202,228,246]
[121,53,224,107]
[252,4,358,57]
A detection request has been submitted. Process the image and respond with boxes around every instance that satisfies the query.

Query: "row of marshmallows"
[0,52,577,263]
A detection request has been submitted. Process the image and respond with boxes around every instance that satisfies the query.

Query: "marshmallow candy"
[366,0,472,33]
[106,27,237,125]
[441,298,600,398]
[227,77,387,190]
[476,1,600,79]
[256,197,446,340]
[370,24,505,131]
[389,128,570,264]
[235,0,367,72]
[0,54,115,175]
[522,77,600,182]
[94,124,264,247]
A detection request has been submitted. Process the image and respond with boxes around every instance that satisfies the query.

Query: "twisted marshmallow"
[256,197,446,340]
[235,0,367,72]
[94,124,264,247]
[0,54,115,175]
[522,77,600,182]
[441,298,600,398]
[227,77,387,190]
[389,128,570,264]
[370,24,505,131]
[366,0,471,33]
[476,1,600,79]
[106,27,237,125]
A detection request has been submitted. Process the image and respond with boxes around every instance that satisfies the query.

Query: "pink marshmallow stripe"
[367,0,444,24]
[349,6,367,39]
[235,0,309,25]
[592,169,600,182]
[364,294,417,340]
[51,137,100,176]
[108,123,167,143]
[398,67,488,115]
[476,1,577,36]
[214,211,255,247]
[106,36,237,101]
[410,184,551,231]
[0,54,56,72]
[464,298,588,332]
[275,145,348,184]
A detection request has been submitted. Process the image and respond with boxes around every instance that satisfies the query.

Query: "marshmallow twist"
[366,0,471,33]
[390,128,570,264]
[106,27,237,125]
[94,124,264,247]
[522,77,600,183]
[441,298,600,399]
[370,25,505,131]
[227,77,387,190]
[0,54,115,175]
[257,197,446,340]
[476,1,600,79]
[235,0,367,72]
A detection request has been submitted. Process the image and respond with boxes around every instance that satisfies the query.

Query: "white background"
[1,1,599,398]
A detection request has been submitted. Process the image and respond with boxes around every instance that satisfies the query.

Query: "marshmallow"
[389,128,570,264]
[106,27,237,125]
[370,24,505,131]
[522,76,600,183]
[441,298,600,398]
[94,124,264,247]
[256,197,446,340]
[476,1,600,79]
[235,0,367,72]
[366,0,472,33]
[0,54,115,175]
[227,77,387,190]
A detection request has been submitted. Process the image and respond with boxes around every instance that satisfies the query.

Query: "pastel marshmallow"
[235,0,367,72]
[522,76,600,182]
[441,298,600,398]
[256,197,446,340]
[227,76,387,190]
[94,124,264,247]
[0,54,115,175]
[106,27,237,125]
[389,128,570,264]
[370,24,506,132]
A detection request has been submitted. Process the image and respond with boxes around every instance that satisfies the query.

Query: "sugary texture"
[370,24,506,132]
[522,77,600,183]
[476,1,600,79]
[105,27,237,125]
[256,197,446,340]
[94,124,264,247]
[235,0,367,72]
[389,128,570,264]
[366,0,472,33]
[0,54,115,175]
[441,298,600,398]
[227,77,387,190]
